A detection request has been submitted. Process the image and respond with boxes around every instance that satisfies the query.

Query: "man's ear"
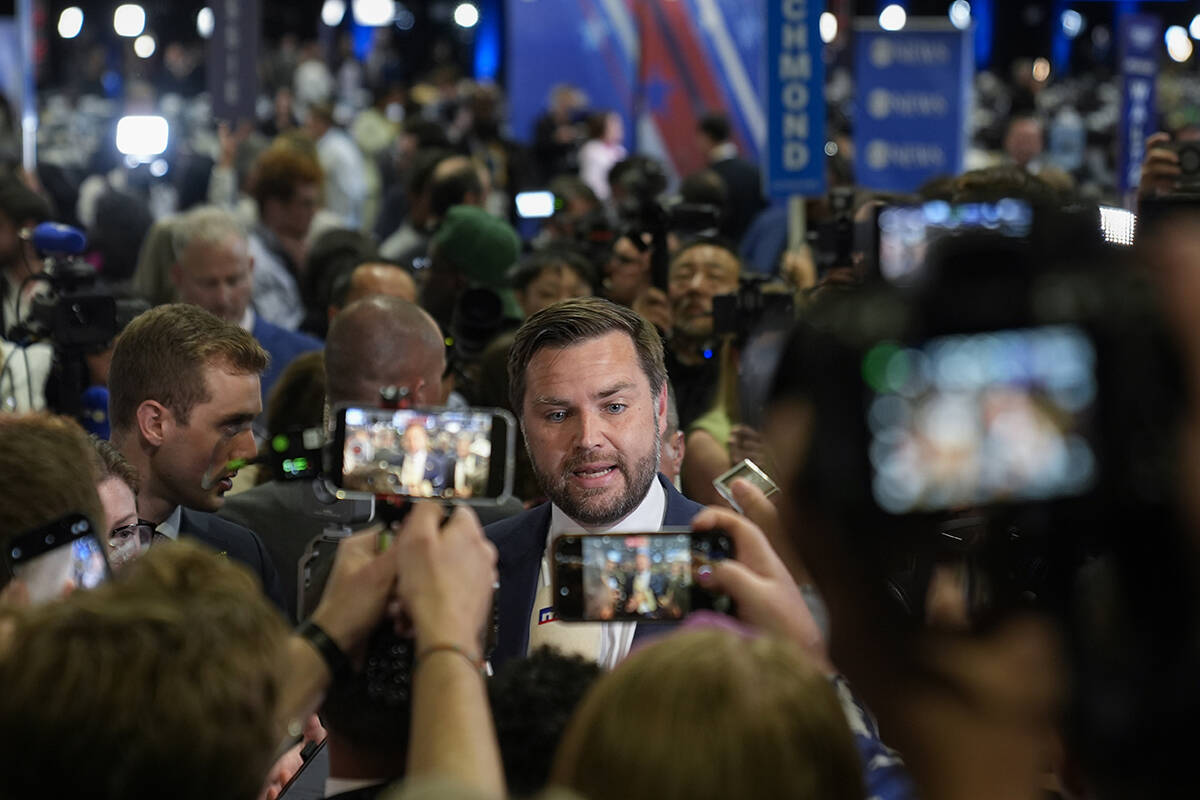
[135,400,172,447]
[656,383,668,438]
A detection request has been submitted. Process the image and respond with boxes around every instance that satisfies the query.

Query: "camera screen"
[341,407,494,499]
[580,534,698,622]
[865,325,1098,514]
[878,199,1033,283]
[11,534,108,605]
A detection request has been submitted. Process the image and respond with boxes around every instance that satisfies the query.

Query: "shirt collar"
[547,476,667,544]
[710,141,738,162]
[156,505,183,540]
[239,307,255,333]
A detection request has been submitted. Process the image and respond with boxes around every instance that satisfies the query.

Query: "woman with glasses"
[88,436,153,570]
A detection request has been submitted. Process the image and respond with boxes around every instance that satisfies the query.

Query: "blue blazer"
[179,507,288,614]
[252,315,323,405]
[484,474,704,670]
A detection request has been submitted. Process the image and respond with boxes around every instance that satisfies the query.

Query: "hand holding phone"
[3,513,110,606]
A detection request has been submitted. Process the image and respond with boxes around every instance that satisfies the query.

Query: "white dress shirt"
[155,505,183,541]
[528,478,666,670]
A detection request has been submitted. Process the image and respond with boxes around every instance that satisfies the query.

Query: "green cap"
[431,205,521,288]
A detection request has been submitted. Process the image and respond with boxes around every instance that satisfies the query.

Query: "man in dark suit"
[108,303,285,610]
[169,204,323,406]
[696,111,766,244]
[485,298,704,670]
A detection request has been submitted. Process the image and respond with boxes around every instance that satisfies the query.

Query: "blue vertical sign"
[208,0,261,121]
[765,0,827,198]
[1116,15,1159,196]
[854,23,972,193]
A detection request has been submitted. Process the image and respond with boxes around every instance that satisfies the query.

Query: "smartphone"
[4,512,111,605]
[876,198,1033,284]
[329,405,516,503]
[551,529,735,622]
[713,458,779,512]
[865,324,1099,514]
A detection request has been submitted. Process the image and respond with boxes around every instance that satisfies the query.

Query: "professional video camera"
[6,223,147,422]
[781,200,1185,628]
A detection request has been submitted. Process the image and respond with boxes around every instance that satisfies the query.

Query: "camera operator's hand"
[694,480,832,675]
[309,525,400,657]
[780,245,817,291]
[1139,132,1181,199]
[633,286,672,335]
[392,503,498,653]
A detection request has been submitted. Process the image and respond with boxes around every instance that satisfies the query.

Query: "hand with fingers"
[1139,131,1181,200]
[694,478,833,675]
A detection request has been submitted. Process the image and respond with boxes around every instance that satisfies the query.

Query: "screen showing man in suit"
[341,407,492,499]
[582,534,690,622]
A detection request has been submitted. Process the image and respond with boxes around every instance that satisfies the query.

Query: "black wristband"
[296,619,351,679]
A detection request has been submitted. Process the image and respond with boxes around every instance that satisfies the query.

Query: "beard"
[532,437,661,528]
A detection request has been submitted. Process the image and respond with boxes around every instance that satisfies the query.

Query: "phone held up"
[328,405,516,505]
[551,528,735,623]
[3,512,111,605]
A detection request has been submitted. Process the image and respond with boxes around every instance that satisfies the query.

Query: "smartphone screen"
[6,513,111,605]
[331,406,514,502]
[877,199,1033,284]
[552,529,734,622]
[865,324,1099,514]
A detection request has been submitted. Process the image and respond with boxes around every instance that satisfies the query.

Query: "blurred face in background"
[668,244,740,340]
[173,235,253,324]
[517,264,592,317]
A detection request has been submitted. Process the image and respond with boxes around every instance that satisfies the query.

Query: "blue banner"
[853,23,972,193]
[1116,15,1159,196]
[765,0,827,197]
[208,0,261,122]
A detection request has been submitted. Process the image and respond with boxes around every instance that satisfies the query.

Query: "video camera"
[783,199,1185,627]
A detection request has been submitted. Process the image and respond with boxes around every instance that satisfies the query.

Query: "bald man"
[219,295,445,619]
[326,262,418,324]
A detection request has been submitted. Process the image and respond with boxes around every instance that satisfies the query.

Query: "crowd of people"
[4,26,1200,800]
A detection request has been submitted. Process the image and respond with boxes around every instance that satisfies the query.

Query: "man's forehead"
[671,245,738,272]
[525,333,647,392]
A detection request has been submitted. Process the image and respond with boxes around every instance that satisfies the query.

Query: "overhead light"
[948,1,970,31]
[453,2,479,28]
[321,0,347,27]
[820,11,838,44]
[1061,9,1083,40]
[115,115,169,159]
[1190,14,1200,41]
[351,0,394,26]
[196,7,214,39]
[1032,57,1051,82]
[57,7,84,39]
[113,4,146,38]
[879,4,906,32]
[133,34,156,58]
[149,159,169,178]
[1167,25,1193,63]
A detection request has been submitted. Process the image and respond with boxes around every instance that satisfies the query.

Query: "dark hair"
[698,111,732,144]
[108,304,268,433]
[0,176,52,226]
[489,647,603,798]
[679,169,728,210]
[407,147,455,197]
[507,297,666,415]
[430,158,484,219]
[670,234,741,268]
[509,248,595,293]
[547,175,598,208]
[402,118,452,151]
[584,111,612,141]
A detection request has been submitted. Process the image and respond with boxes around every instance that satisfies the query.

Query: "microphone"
[79,385,110,439]
[31,222,87,256]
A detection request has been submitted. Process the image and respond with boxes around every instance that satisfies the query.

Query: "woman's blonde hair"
[551,628,864,800]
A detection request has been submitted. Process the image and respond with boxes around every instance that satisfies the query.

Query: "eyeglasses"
[108,521,155,568]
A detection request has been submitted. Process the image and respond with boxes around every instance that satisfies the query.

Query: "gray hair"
[170,205,247,262]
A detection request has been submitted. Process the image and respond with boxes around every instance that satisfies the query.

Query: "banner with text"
[1116,14,1160,197]
[853,22,972,193]
[765,0,826,197]
[208,0,261,122]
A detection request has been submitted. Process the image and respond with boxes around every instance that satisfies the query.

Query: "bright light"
[879,4,907,32]
[196,7,213,38]
[133,34,156,58]
[1167,25,1193,63]
[149,158,169,178]
[321,0,346,27]
[1061,9,1083,40]
[115,115,169,158]
[453,2,479,28]
[1099,206,1135,247]
[113,4,146,37]
[948,1,971,30]
[351,0,394,26]
[820,11,838,43]
[57,7,84,39]
[1190,14,1200,41]
[1032,58,1051,82]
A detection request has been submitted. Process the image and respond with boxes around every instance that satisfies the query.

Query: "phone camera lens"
[44,534,55,545]
[559,587,569,596]
[10,548,20,559]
